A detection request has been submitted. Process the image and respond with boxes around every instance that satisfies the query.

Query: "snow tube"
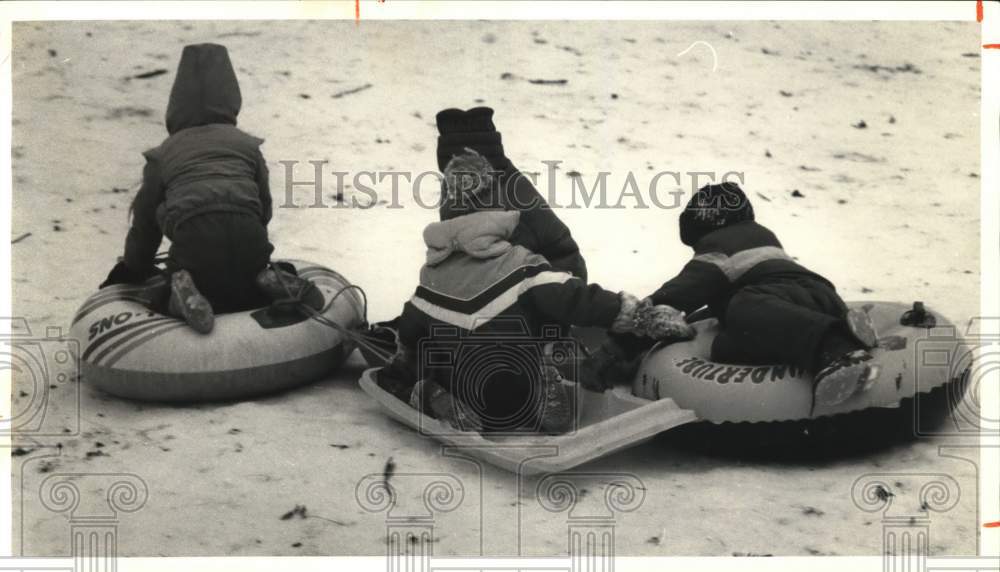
[69,260,365,402]
[633,301,970,423]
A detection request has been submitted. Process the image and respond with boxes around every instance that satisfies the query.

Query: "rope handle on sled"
[266,262,395,364]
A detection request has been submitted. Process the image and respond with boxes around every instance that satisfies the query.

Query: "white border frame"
[0,2,995,571]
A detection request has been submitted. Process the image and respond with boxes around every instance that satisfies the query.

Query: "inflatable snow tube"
[633,301,971,424]
[69,259,365,402]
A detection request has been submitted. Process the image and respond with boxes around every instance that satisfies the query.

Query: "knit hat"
[439,148,500,221]
[436,107,497,134]
[435,107,508,172]
[678,182,755,246]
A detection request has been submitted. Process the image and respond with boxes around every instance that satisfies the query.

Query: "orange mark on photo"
[979,0,984,23]
[984,43,1000,49]
[356,0,386,22]
[985,521,1000,528]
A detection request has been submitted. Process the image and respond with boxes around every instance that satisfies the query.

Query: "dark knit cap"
[436,107,497,134]
[435,107,508,172]
[679,182,755,246]
[439,149,500,221]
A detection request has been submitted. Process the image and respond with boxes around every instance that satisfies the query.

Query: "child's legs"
[442,358,539,433]
[714,281,845,371]
[710,330,775,365]
[168,211,275,313]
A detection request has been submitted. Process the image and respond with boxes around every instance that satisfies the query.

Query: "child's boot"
[409,379,484,433]
[255,266,325,311]
[578,337,635,392]
[168,269,214,334]
[845,307,878,349]
[812,325,880,407]
[814,350,879,407]
[539,365,574,434]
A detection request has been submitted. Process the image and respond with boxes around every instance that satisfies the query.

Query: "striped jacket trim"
[692,245,793,282]
[410,268,573,331]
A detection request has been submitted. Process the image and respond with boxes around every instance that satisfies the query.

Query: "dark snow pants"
[609,278,849,373]
[165,211,274,314]
[711,278,848,372]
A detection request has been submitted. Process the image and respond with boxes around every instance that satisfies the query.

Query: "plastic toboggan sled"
[359,368,697,475]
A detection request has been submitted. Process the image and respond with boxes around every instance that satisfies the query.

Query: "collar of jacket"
[436,131,511,172]
[423,210,521,266]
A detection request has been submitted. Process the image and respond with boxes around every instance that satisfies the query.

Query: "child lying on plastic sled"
[581,182,879,408]
[100,43,321,334]
[377,150,695,434]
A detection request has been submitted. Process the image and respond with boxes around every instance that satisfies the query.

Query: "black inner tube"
[652,369,972,462]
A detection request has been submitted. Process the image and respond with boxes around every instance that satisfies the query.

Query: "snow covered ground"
[10,19,981,556]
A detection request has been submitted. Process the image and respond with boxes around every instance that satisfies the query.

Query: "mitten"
[99,260,155,289]
[634,298,696,340]
[539,364,573,434]
[609,292,641,334]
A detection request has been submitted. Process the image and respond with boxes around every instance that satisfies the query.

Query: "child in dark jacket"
[581,182,878,407]
[361,107,592,363]
[379,150,693,434]
[102,43,320,333]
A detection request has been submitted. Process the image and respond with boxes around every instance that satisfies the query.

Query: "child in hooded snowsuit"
[378,150,693,434]
[434,107,589,281]
[102,43,320,333]
[362,107,592,363]
[581,183,878,408]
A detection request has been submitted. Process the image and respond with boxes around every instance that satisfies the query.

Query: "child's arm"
[254,149,272,225]
[523,272,622,328]
[647,255,730,315]
[525,274,693,339]
[509,174,588,281]
[122,159,166,275]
